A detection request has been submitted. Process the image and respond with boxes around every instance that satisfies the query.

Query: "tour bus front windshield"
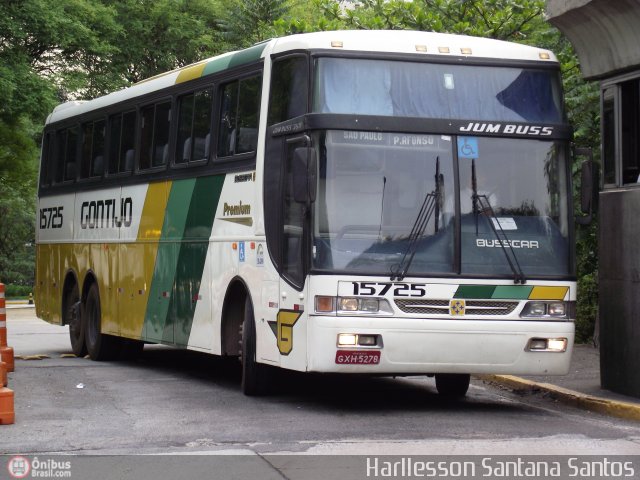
[313,57,564,123]
[311,131,571,278]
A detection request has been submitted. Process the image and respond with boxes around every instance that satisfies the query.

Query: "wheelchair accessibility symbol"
[457,137,479,159]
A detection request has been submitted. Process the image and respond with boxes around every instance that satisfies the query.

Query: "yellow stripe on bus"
[175,62,207,84]
[528,286,569,300]
[138,182,171,241]
[117,182,172,339]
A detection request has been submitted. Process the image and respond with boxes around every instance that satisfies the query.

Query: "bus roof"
[47,30,557,125]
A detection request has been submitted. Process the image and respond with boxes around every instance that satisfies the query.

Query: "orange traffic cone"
[0,386,15,425]
[0,352,7,387]
[0,283,14,372]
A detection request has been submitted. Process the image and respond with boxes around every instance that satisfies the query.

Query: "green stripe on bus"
[202,56,234,77]
[163,175,224,345]
[227,43,267,69]
[144,179,197,342]
[202,43,266,77]
[454,285,496,299]
[491,285,533,299]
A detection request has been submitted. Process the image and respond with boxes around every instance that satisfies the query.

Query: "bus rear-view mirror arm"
[575,147,599,225]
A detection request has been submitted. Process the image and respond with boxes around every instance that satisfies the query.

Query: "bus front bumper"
[306,316,574,375]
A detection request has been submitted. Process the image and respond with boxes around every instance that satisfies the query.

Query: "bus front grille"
[394,299,519,316]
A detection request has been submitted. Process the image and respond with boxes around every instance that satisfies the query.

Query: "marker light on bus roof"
[415,45,428,52]
[331,41,343,48]
[460,47,472,55]
[438,46,450,54]
[539,52,550,60]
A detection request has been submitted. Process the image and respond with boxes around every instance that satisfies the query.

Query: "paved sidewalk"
[479,344,640,421]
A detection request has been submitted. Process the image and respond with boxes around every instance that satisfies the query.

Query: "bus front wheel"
[84,283,119,361]
[241,297,271,396]
[435,373,470,398]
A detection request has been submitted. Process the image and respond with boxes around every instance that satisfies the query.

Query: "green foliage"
[220,0,292,48]
[4,284,33,299]
[312,0,546,40]
[100,0,225,89]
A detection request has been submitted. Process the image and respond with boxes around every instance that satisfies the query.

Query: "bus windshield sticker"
[491,217,518,230]
[457,136,478,159]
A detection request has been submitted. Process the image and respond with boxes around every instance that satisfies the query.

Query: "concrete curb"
[477,374,640,422]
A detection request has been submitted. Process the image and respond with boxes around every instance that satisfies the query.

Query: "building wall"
[547,0,640,80]
[548,0,640,397]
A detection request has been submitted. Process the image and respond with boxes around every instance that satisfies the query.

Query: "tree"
[0,0,117,290]
[220,0,291,48]
[100,0,225,89]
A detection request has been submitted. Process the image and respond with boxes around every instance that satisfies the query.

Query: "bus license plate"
[335,350,380,365]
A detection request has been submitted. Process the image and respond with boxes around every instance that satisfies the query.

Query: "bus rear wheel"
[241,297,271,396]
[64,283,86,357]
[84,283,119,361]
[435,373,470,398]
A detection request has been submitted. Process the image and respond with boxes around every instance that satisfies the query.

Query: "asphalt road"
[2,308,640,457]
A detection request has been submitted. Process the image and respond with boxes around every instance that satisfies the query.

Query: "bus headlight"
[547,302,566,316]
[339,298,359,311]
[315,296,393,315]
[526,337,568,352]
[520,301,573,319]
[337,333,381,347]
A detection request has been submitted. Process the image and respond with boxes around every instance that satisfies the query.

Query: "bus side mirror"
[293,147,317,204]
[575,148,599,225]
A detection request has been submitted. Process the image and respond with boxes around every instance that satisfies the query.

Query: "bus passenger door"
[277,139,310,371]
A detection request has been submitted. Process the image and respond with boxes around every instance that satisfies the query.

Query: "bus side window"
[108,111,136,175]
[121,111,136,173]
[217,74,262,158]
[108,114,123,174]
[140,101,171,170]
[64,126,79,182]
[80,120,105,179]
[40,132,54,188]
[268,56,308,125]
[139,105,155,170]
[176,88,213,164]
[81,122,94,179]
[91,120,106,177]
[54,126,78,183]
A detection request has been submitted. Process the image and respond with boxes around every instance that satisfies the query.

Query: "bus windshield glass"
[314,58,564,123]
[312,131,571,278]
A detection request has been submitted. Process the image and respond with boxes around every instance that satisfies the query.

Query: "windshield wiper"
[471,159,526,284]
[391,157,441,281]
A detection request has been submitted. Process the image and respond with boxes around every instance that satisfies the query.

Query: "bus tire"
[84,283,119,361]
[64,283,86,357]
[435,373,470,398]
[241,297,270,396]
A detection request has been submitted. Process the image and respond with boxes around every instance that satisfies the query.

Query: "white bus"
[36,30,577,396]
